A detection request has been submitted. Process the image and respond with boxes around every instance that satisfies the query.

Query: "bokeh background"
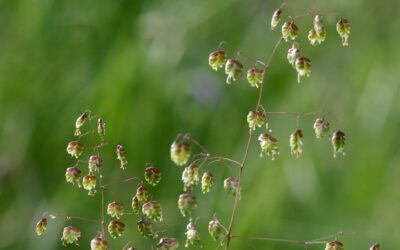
[0,0,399,249]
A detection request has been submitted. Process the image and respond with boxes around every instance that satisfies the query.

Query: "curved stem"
[101,176,142,189]
[225,37,283,249]
[66,215,101,224]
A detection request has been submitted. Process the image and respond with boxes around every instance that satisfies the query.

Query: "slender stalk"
[225,37,283,249]
[66,215,101,224]
[101,176,142,189]
[232,235,306,244]
[99,170,106,238]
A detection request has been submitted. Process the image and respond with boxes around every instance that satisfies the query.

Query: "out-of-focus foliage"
[0,0,399,249]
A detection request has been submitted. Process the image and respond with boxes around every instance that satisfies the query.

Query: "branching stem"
[225,37,283,249]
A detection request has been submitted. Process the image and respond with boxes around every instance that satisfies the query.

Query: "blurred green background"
[0,0,399,249]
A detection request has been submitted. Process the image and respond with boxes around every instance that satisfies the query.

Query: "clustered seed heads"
[247,110,266,130]
[137,219,158,239]
[108,220,125,238]
[247,67,265,88]
[332,130,346,157]
[40,111,175,249]
[290,129,303,158]
[74,112,88,136]
[224,177,241,199]
[88,155,102,173]
[157,237,179,250]
[66,141,84,159]
[308,15,326,46]
[178,193,198,217]
[282,22,299,42]
[336,18,351,46]
[65,166,82,187]
[131,195,141,214]
[208,218,227,246]
[36,218,47,236]
[97,118,105,138]
[142,200,163,222]
[116,144,128,170]
[287,43,301,68]
[136,184,149,203]
[208,50,227,71]
[182,163,200,191]
[61,226,81,246]
[325,240,344,250]
[295,56,312,83]
[107,201,124,219]
[314,118,330,138]
[225,58,244,84]
[185,220,202,247]
[82,173,97,196]
[171,141,191,166]
[39,4,355,248]
[271,8,282,30]
[144,165,162,186]
[201,171,213,194]
[258,133,279,160]
[90,237,108,250]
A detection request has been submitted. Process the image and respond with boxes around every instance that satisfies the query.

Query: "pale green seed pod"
[282,22,299,42]
[325,240,344,250]
[74,112,88,136]
[178,193,197,217]
[208,219,227,245]
[247,67,264,88]
[171,141,191,166]
[208,50,227,71]
[107,201,124,219]
[36,218,47,236]
[182,163,200,191]
[66,141,84,159]
[224,177,240,199]
[370,243,380,250]
[97,118,105,138]
[82,173,97,196]
[90,237,108,250]
[287,43,301,68]
[108,220,125,238]
[142,200,163,222]
[308,28,326,46]
[271,8,282,30]
[65,167,82,187]
[308,28,319,46]
[313,118,330,138]
[116,144,128,170]
[137,219,158,239]
[295,56,311,83]
[290,129,303,158]
[224,59,243,84]
[201,171,214,194]
[61,226,81,246]
[144,165,162,186]
[88,155,102,173]
[185,220,202,248]
[136,184,149,203]
[258,133,279,160]
[331,130,346,157]
[311,15,327,45]
[157,237,179,250]
[247,110,266,131]
[131,195,142,214]
[336,18,351,46]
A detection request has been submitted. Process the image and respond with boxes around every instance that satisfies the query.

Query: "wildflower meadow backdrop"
[0,0,399,249]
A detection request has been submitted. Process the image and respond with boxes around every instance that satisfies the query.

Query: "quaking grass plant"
[36,3,380,250]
